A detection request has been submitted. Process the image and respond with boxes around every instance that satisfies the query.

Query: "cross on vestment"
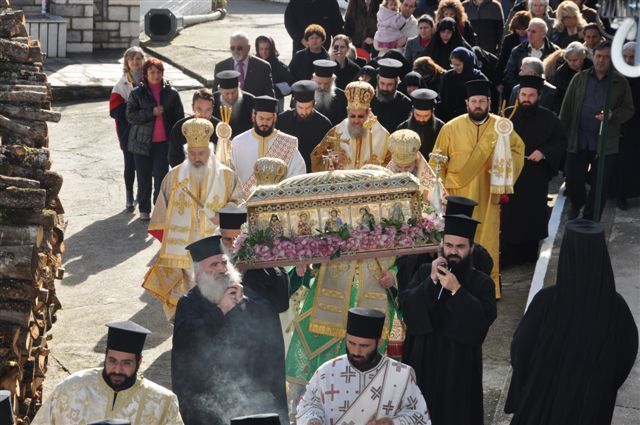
[370,385,382,400]
[338,400,351,413]
[174,193,191,215]
[393,361,408,373]
[340,366,357,384]
[382,401,395,415]
[325,384,340,401]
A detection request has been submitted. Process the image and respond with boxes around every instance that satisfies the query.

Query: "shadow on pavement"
[62,210,154,286]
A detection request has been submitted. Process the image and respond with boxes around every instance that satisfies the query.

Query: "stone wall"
[93,0,140,50]
[49,0,93,52]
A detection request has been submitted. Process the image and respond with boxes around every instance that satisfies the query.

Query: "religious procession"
[0,0,639,424]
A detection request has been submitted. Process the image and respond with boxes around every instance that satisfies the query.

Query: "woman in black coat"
[126,58,184,220]
[255,35,294,112]
[423,17,472,69]
[497,11,531,92]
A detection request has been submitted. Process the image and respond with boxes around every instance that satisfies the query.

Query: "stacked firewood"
[0,2,64,423]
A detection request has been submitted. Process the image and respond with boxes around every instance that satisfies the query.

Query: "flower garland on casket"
[232,210,443,264]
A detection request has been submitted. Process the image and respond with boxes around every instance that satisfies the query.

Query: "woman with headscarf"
[505,219,638,425]
[398,71,426,96]
[436,47,488,122]
[423,17,472,69]
[255,35,294,112]
[435,0,477,45]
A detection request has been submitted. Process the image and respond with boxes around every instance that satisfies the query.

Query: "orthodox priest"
[501,76,567,265]
[505,220,638,425]
[144,118,244,320]
[276,80,332,172]
[213,70,255,136]
[311,59,348,126]
[172,236,288,425]
[296,308,430,425]
[397,88,445,158]
[370,58,413,133]
[400,214,497,425]
[230,96,306,196]
[430,80,524,297]
[310,81,391,171]
[33,322,183,425]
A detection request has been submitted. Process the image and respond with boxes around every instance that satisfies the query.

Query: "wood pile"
[0,2,64,423]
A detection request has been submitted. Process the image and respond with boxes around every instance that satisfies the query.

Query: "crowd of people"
[30,1,640,424]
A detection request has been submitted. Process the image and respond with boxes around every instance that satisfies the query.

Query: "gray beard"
[315,84,336,110]
[187,161,207,184]
[376,90,395,103]
[347,123,366,139]
[221,90,243,121]
[198,272,230,304]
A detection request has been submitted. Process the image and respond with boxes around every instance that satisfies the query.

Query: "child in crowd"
[374,0,407,54]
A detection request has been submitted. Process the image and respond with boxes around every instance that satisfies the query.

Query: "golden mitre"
[389,129,421,166]
[345,81,374,110]
[182,118,213,149]
[254,157,288,185]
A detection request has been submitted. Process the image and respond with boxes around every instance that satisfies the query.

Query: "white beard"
[221,90,243,121]
[187,161,208,185]
[197,265,242,304]
[347,122,366,139]
[315,84,336,110]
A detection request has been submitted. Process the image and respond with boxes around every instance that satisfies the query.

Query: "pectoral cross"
[322,148,336,171]
[428,150,449,215]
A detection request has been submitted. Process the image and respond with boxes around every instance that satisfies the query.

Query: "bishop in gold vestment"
[430,81,524,297]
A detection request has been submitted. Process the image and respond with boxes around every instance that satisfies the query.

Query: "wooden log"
[0,187,46,209]
[0,145,51,170]
[0,324,20,351]
[0,280,37,303]
[0,9,28,38]
[0,244,36,281]
[0,225,43,247]
[0,84,47,93]
[40,171,63,195]
[0,300,31,328]
[45,194,64,214]
[0,70,47,83]
[0,132,48,149]
[0,38,43,63]
[0,89,48,103]
[0,104,60,123]
[0,114,49,142]
[0,175,40,190]
[0,62,43,74]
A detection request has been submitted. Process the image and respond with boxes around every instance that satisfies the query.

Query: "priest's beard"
[347,344,381,372]
[376,88,396,103]
[196,262,242,304]
[314,84,336,110]
[103,362,139,392]
[519,99,538,115]
[254,122,275,137]
[468,105,489,123]
[347,122,366,139]
[221,90,243,121]
[439,246,473,280]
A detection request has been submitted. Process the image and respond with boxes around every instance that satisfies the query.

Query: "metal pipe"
[144,8,227,42]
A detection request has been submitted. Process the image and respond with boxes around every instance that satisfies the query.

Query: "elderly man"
[399,0,419,45]
[213,70,255,137]
[34,322,183,425]
[230,96,306,195]
[397,88,444,157]
[277,80,332,172]
[145,118,244,320]
[213,32,275,97]
[430,80,524,297]
[503,18,559,97]
[560,41,634,220]
[311,80,391,171]
[172,236,287,425]
[508,57,559,113]
[370,58,413,133]
[311,59,348,126]
[297,308,430,425]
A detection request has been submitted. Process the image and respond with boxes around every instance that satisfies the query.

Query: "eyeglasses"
[349,114,366,119]
[230,46,244,51]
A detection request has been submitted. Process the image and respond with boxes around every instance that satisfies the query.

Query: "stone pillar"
[93,0,140,50]
[50,0,94,53]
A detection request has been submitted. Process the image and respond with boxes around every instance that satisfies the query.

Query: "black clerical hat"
[106,321,150,355]
[88,420,131,425]
[403,71,423,87]
[230,413,281,425]
[254,96,278,113]
[216,70,240,89]
[445,196,478,217]
[377,58,403,79]
[0,390,14,425]
[219,204,247,230]
[291,80,317,103]
[358,65,377,79]
[411,88,438,110]
[347,308,385,339]
[185,235,224,262]
[518,75,544,91]
[313,59,337,78]
[465,79,492,98]
[444,214,480,243]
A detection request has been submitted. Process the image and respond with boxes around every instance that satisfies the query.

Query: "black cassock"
[213,91,255,137]
[501,105,566,264]
[277,109,332,173]
[370,91,412,133]
[400,264,497,425]
[396,115,445,159]
[315,88,348,126]
[171,268,289,425]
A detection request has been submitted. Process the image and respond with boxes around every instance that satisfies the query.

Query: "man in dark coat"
[168,88,221,167]
[284,0,344,54]
[396,88,444,158]
[212,70,255,138]
[400,214,497,425]
[505,219,638,425]
[311,60,348,126]
[501,76,566,265]
[370,58,413,133]
[277,80,332,172]
[171,235,288,425]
